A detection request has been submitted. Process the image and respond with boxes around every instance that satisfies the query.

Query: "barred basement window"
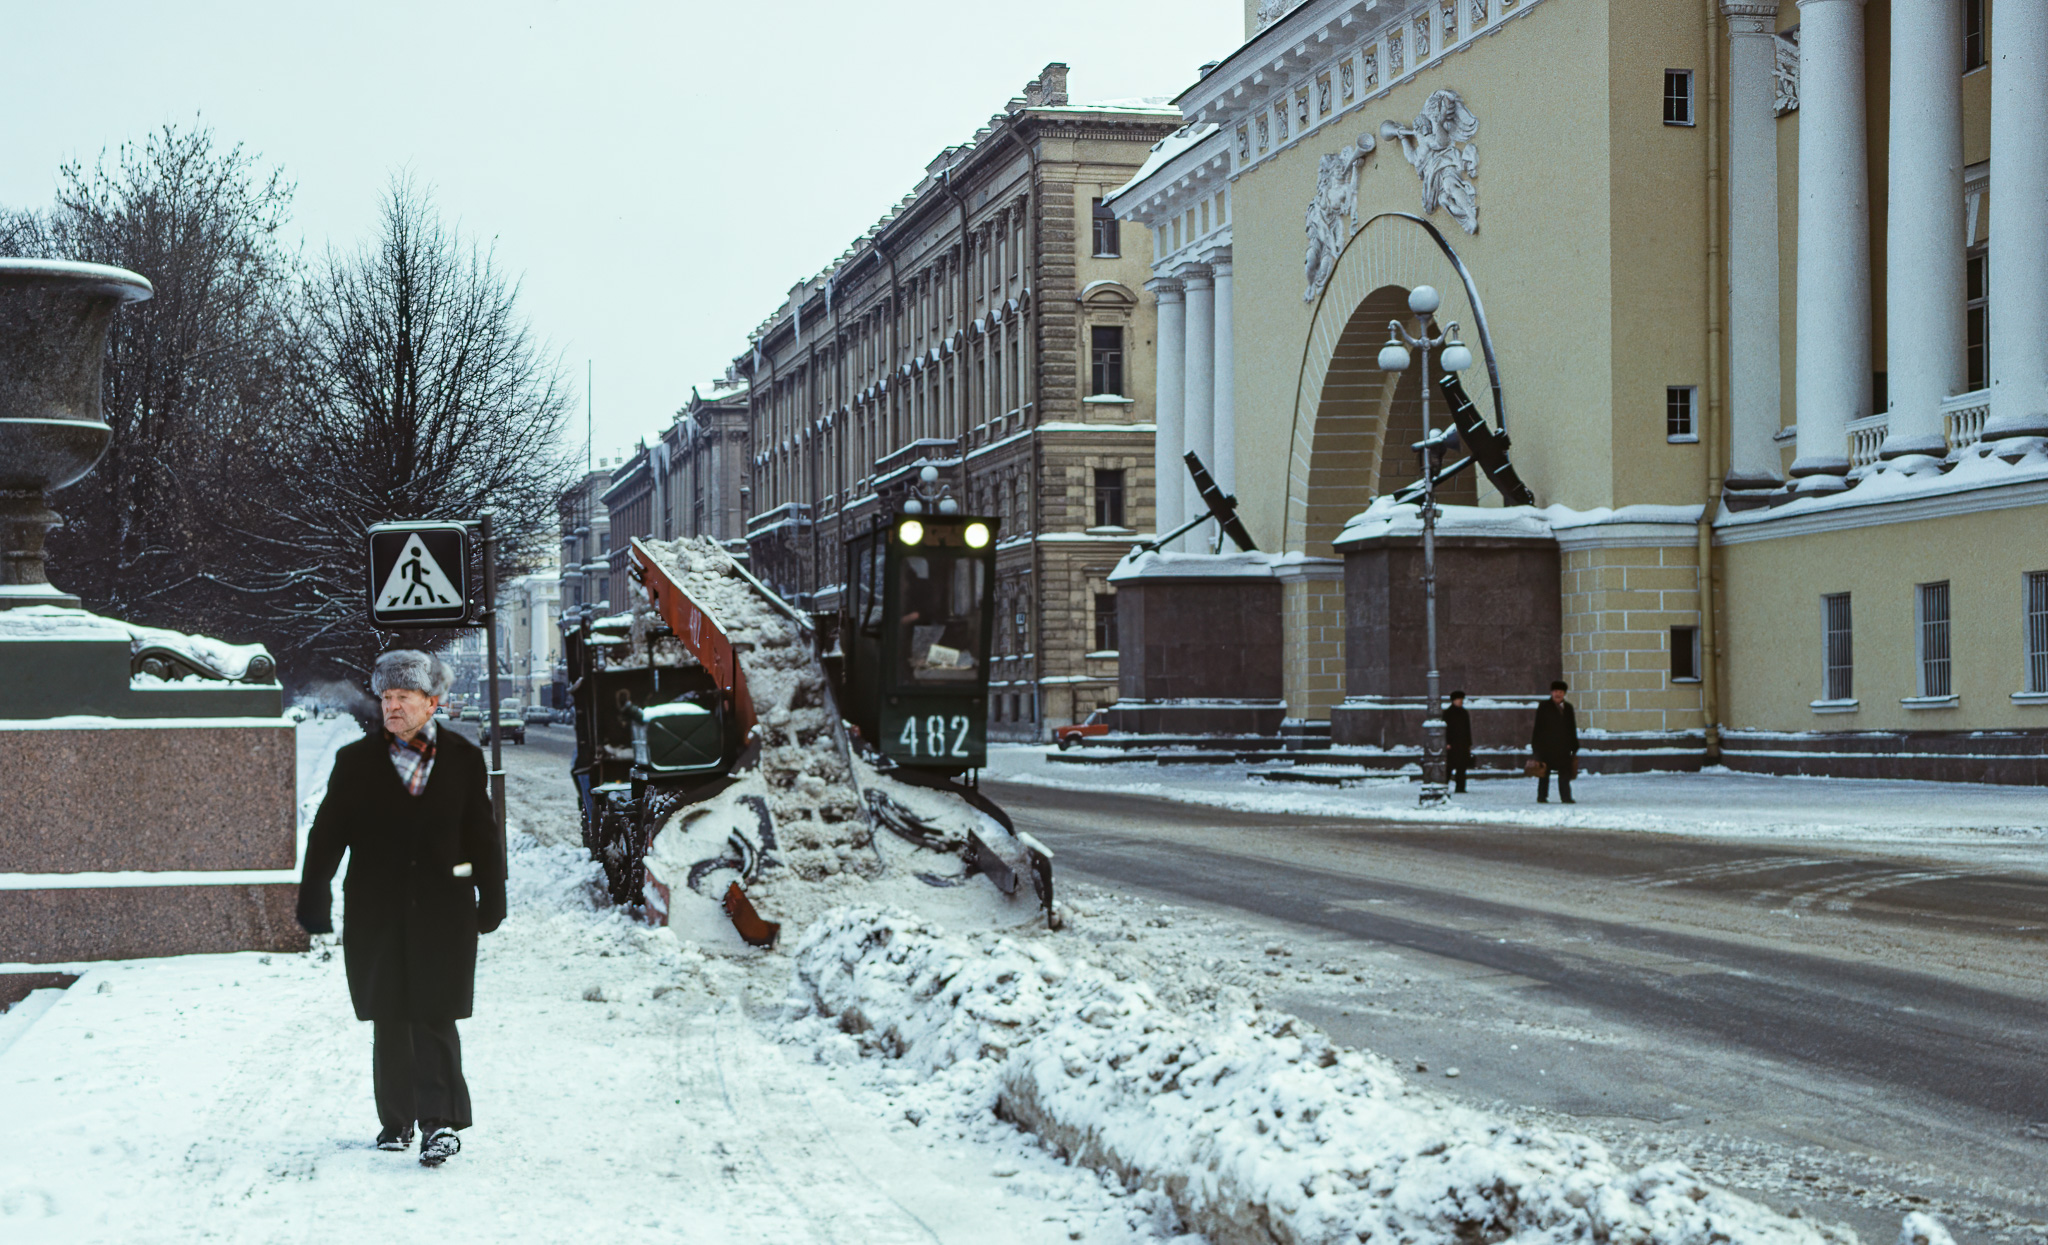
[1670,625,1700,683]
[1823,593,1854,701]
[2027,572,2048,693]
[1666,386,1697,442]
[1094,592,1119,653]
[1092,198,1120,257]
[1094,467,1126,528]
[1663,70,1695,127]
[1918,581,1952,698]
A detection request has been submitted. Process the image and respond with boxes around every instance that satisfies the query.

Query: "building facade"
[738,63,1180,740]
[555,466,613,705]
[500,569,561,710]
[1104,0,2048,779]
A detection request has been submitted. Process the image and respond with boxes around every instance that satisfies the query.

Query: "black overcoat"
[296,729,506,1022]
[1530,699,1579,764]
[1443,704,1472,763]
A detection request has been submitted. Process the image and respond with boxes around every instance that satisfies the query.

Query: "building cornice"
[1714,470,2048,544]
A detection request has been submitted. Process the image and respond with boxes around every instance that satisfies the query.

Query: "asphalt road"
[984,778,2048,1235]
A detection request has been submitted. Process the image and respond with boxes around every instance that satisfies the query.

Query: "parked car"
[460,706,481,722]
[550,707,572,725]
[522,706,551,725]
[480,712,525,746]
[1054,708,1109,750]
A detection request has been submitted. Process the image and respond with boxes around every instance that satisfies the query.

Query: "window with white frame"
[2026,571,2048,694]
[1663,70,1695,126]
[1822,593,1853,701]
[1666,386,1697,442]
[1917,581,1952,698]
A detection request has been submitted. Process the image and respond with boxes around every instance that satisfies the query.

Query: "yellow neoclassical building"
[1108,0,2048,780]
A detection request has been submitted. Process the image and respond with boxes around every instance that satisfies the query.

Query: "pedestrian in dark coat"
[298,649,505,1167]
[1530,679,1579,804]
[1443,690,1473,794]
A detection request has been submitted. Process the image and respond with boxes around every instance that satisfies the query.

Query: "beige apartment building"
[739,64,1180,740]
[1104,0,2048,780]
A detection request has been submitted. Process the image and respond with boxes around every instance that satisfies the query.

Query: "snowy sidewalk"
[0,733,1095,1244]
[988,746,2048,849]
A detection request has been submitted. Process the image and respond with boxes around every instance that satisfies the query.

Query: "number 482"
[900,714,971,758]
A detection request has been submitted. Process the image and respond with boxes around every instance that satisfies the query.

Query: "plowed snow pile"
[634,537,1041,944]
[788,906,1950,1245]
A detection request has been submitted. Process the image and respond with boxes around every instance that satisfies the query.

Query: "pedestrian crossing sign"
[367,522,472,628]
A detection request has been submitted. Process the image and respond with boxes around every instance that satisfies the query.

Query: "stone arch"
[1285,213,1502,554]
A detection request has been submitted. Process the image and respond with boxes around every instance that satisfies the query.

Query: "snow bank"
[792,906,1900,1245]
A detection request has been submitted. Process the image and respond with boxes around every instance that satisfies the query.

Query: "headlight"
[964,522,991,549]
[898,519,925,545]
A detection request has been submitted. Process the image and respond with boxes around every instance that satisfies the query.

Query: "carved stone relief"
[1236,124,1252,161]
[1275,99,1290,141]
[1390,30,1404,75]
[1302,133,1379,302]
[1340,57,1355,101]
[1296,89,1311,127]
[1256,0,1300,29]
[1316,72,1332,116]
[1257,112,1270,151]
[1364,48,1379,90]
[1380,88,1481,234]
[1773,27,1799,114]
[1442,0,1459,40]
[1414,14,1432,60]
[1471,0,1488,22]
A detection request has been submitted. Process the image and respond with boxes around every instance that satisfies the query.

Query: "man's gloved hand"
[297,909,334,936]
[478,894,506,935]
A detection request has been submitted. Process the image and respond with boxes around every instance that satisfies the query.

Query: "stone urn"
[0,258,154,609]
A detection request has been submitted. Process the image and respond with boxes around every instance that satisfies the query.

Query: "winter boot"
[376,1123,415,1152]
[419,1126,461,1167]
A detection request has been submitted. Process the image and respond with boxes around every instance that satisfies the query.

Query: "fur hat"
[371,649,453,699]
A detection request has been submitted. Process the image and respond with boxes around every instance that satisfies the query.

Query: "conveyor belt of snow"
[787,906,1948,1245]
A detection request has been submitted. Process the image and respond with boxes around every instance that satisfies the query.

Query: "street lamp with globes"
[1377,285,1473,807]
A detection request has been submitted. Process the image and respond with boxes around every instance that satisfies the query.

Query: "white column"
[1148,276,1186,542]
[1209,249,1237,495]
[1986,0,2048,441]
[1723,3,1785,489]
[1791,0,1871,490]
[1181,265,1216,543]
[1882,0,1966,461]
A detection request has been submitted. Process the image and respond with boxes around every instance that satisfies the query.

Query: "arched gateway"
[1285,212,1505,554]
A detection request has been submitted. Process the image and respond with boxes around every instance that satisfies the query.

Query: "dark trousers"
[1448,753,1470,793]
[1536,761,1574,803]
[373,1019,472,1132]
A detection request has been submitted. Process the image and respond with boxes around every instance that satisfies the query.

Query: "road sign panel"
[367,522,472,628]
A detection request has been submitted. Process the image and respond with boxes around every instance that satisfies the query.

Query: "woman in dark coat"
[298,650,505,1167]
[1529,679,1579,804]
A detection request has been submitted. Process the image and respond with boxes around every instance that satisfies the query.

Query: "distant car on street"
[521,706,551,725]
[460,706,481,722]
[481,712,525,746]
[1054,708,1109,750]
[550,708,572,725]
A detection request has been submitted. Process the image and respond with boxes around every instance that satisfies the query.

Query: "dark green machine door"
[877,515,997,771]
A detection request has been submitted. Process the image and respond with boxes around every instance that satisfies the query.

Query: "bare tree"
[1,124,298,638]
[237,176,573,681]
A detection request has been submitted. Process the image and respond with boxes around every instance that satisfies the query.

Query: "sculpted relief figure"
[1381,89,1481,234]
[1303,134,1377,303]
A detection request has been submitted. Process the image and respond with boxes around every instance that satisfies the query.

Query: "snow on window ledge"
[1082,394,1135,405]
[2010,691,2048,705]
[1808,698,1860,714]
[1899,694,1960,709]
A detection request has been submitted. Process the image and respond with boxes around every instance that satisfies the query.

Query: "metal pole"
[480,511,507,849]
[1418,333,1448,807]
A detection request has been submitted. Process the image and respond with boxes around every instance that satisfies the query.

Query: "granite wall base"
[0,884,307,964]
[0,722,297,873]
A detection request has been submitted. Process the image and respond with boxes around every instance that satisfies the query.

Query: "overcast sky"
[4,1,1241,466]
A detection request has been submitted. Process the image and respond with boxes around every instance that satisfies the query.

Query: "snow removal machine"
[561,507,1054,948]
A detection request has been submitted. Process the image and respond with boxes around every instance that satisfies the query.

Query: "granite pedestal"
[1107,552,1285,736]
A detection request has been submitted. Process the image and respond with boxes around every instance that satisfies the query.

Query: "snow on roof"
[1036,96,1179,114]
[1336,498,1705,547]
[1717,439,2048,531]
[1109,548,1280,583]
[1106,123,1221,207]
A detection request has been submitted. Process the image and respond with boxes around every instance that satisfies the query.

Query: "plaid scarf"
[386,719,438,796]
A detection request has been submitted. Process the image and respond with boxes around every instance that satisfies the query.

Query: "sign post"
[479,511,506,848]
[365,518,504,845]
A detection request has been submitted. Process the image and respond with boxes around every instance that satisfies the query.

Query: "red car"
[1054,709,1109,750]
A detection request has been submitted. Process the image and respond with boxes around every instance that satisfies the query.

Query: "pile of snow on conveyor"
[632,537,1042,947]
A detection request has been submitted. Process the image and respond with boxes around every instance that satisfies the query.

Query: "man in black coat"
[1443,690,1473,794]
[1530,679,1579,804]
[298,649,506,1167]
